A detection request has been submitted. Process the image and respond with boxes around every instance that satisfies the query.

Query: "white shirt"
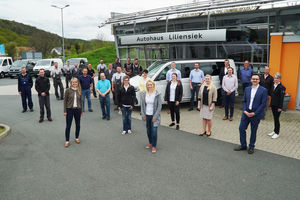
[124,85,129,91]
[274,83,279,90]
[249,85,259,110]
[169,81,177,102]
[72,88,77,107]
[145,93,155,115]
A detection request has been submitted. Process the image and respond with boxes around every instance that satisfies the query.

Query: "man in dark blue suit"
[234,73,268,154]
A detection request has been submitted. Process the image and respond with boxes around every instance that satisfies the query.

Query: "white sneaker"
[127,130,132,134]
[122,131,126,135]
[271,133,279,139]
[268,132,275,136]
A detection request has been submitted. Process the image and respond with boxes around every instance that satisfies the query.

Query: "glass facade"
[113,5,300,71]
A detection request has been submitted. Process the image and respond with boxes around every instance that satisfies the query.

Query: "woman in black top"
[117,76,136,135]
[164,73,183,130]
[268,72,286,139]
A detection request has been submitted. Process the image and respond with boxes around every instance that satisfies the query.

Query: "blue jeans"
[146,115,158,147]
[239,113,260,148]
[223,91,235,118]
[99,94,110,118]
[122,106,132,132]
[190,82,200,108]
[82,89,92,111]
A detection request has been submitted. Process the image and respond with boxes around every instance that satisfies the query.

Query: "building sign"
[120,29,226,45]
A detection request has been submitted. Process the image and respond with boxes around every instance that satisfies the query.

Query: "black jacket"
[104,68,116,82]
[118,85,136,107]
[35,76,50,96]
[18,73,33,91]
[132,65,143,76]
[72,68,82,78]
[270,83,286,109]
[219,66,227,85]
[260,74,274,96]
[164,81,183,102]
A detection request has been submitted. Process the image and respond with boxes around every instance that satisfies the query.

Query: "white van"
[0,57,13,78]
[33,58,63,77]
[130,59,237,105]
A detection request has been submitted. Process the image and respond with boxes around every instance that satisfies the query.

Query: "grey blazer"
[140,91,162,127]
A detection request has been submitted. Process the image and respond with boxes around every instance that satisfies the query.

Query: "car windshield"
[68,59,81,65]
[147,61,168,78]
[36,60,50,66]
[11,60,28,68]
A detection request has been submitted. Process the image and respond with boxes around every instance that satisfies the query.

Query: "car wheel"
[0,72,4,78]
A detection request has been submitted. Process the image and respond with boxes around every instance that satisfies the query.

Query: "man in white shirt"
[166,62,181,82]
[234,73,268,154]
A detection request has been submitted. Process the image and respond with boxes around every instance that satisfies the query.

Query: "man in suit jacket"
[268,72,285,139]
[234,73,268,154]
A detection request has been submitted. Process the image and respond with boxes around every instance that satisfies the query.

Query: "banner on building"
[0,44,5,55]
[120,29,226,45]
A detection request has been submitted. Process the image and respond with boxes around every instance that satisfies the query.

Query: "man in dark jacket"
[132,58,143,77]
[218,59,230,107]
[18,66,33,112]
[35,69,52,123]
[87,64,97,98]
[260,66,274,96]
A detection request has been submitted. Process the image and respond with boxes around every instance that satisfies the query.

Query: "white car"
[130,59,237,106]
[0,57,13,78]
[33,58,63,77]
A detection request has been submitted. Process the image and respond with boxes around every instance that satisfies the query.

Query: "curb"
[0,123,11,140]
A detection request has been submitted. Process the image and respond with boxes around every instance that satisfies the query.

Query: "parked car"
[130,59,237,106]
[67,58,88,69]
[0,57,13,78]
[8,59,38,78]
[33,58,63,77]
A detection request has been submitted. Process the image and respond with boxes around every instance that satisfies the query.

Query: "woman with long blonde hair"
[197,74,217,136]
[63,78,84,147]
[140,79,162,153]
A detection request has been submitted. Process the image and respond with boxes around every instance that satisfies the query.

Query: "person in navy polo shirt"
[18,66,34,112]
[96,73,111,120]
[78,68,94,112]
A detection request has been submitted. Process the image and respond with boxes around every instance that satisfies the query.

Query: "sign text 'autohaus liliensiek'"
[120,29,226,45]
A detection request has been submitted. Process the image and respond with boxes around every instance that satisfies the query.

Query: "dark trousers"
[168,101,180,124]
[242,82,251,92]
[121,106,132,131]
[239,113,261,148]
[271,106,281,134]
[65,74,72,88]
[92,82,97,97]
[53,79,64,99]
[99,94,110,118]
[146,115,158,147]
[223,91,235,118]
[38,95,51,119]
[20,87,33,110]
[65,108,81,141]
[190,82,200,108]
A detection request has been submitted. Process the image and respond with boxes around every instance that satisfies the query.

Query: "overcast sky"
[0,0,194,41]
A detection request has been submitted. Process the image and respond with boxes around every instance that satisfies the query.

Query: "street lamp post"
[51,4,69,64]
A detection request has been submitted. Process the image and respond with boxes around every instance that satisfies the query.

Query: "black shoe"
[197,108,200,111]
[48,118,53,121]
[94,95,97,98]
[39,118,44,123]
[206,132,212,137]
[102,116,106,120]
[88,109,93,112]
[22,109,27,113]
[60,98,64,100]
[176,125,179,130]
[107,117,110,120]
[248,148,254,154]
[188,108,193,111]
[169,122,175,127]
[199,131,206,136]
[114,107,118,111]
[30,109,34,112]
[234,146,247,151]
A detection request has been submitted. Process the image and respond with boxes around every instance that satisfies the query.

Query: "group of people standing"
[17,57,286,154]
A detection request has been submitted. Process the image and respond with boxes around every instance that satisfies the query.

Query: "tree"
[6,42,17,58]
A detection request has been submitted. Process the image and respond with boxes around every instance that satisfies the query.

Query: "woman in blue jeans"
[117,76,136,135]
[140,79,162,153]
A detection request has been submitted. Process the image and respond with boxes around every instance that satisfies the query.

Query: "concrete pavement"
[0,78,300,200]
